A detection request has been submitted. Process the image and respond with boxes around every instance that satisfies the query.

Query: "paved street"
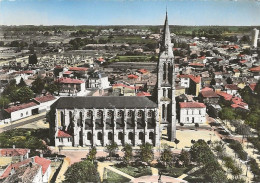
[0,112,46,133]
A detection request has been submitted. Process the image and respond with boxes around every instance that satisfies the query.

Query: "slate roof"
[55,96,157,109]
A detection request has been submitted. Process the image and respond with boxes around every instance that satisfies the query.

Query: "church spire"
[160,10,173,57]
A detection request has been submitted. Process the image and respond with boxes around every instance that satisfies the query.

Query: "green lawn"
[113,164,152,178]
[104,169,130,183]
[160,166,193,178]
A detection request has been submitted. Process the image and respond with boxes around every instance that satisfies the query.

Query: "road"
[0,113,46,133]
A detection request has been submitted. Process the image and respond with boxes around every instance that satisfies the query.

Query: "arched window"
[139,132,144,140]
[60,111,64,126]
[163,63,166,80]
[149,132,154,140]
[108,132,113,141]
[97,132,102,141]
[69,111,73,123]
[162,104,165,119]
[128,132,133,140]
[87,132,92,140]
[118,132,123,140]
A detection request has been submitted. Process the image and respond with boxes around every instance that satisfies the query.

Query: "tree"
[28,53,38,65]
[190,139,215,165]
[211,170,228,183]
[18,78,26,87]
[31,77,45,94]
[230,165,242,180]
[174,139,180,149]
[179,149,191,167]
[219,107,235,120]
[105,142,118,161]
[138,142,154,165]
[0,96,10,108]
[45,83,58,95]
[87,147,97,163]
[160,144,173,167]
[122,143,133,165]
[64,160,100,182]
[235,124,251,143]
[16,87,34,103]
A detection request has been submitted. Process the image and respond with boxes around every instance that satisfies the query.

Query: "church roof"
[54,96,157,109]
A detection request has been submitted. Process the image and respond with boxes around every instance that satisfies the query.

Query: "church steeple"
[156,10,176,142]
[160,11,174,58]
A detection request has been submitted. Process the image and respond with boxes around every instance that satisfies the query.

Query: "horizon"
[0,0,260,26]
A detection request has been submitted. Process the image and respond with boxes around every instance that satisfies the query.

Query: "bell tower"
[157,11,176,141]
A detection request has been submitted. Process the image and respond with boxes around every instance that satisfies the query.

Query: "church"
[49,12,177,147]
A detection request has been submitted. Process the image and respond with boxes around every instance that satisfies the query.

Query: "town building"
[178,102,206,124]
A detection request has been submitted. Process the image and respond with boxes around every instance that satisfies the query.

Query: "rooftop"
[4,102,38,113]
[180,102,206,108]
[33,95,56,103]
[200,90,219,98]
[54,96,157,109]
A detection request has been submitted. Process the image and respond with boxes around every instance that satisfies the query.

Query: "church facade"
[49,12,176,147]
[49,97,160,147]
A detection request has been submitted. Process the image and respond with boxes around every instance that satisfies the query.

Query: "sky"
[0,0,260,26]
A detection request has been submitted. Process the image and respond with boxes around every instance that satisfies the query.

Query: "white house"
[88,72,110,89]
[179,102,206,124]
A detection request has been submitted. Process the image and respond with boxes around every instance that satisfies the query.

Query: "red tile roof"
[0,158,31,179]
[63,71,73,75]
[68,67,88,71]
[201,91,219,98]
[136,92,151,96]
[57,77,84,84]
[180,102,206,108]
[34,156,51,175]
[233,69,240,73]
[250,66,260,72]
[231,104,246,109]
[201,87,213,92]
[128,74,138,79]
[33,95,56,103]
[189,63,205,67]
[249,83,257,91]
[239,60,247,64]
[225,84,239,90]
[138,69,148,74]
[0,149,29,157]
[177,74,201,83]
[4,102,38,113]
[0,156,51,179]
[57,130,72,138]
[189,75,201,84]
[216,91,233,100]
[112,83,136,90]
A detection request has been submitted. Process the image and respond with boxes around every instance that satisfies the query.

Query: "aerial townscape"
[0,1,260,183]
